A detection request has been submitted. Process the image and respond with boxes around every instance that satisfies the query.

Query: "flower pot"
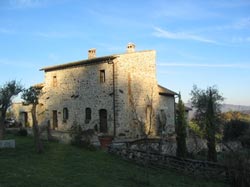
[98,136,113,149]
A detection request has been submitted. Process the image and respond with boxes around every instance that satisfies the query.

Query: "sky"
[0,0,250,105]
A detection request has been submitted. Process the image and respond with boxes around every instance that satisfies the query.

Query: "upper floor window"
[63,107,69,120]
[53,76,57,87]
[85,108,91,124]
[100,70,105,83]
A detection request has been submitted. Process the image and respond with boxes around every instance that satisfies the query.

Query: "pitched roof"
[40,55,116,72]
[158,85,178,96]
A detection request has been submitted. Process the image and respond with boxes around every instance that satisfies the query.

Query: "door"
[99,109,107,133]
[52,110,58,130]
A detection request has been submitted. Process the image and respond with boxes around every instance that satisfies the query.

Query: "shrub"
[69,121,96,150]
[223,120,250,141]
[223,151,250,187]
[18,128,28,136]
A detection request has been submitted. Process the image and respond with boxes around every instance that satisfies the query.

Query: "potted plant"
[98,134,113,149]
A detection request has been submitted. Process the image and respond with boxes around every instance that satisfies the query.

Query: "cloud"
[0,28,16,34]
[34,30,85,38]
[233,17,250,29]
[158,62,250,69]
[0,58,37,68]
[7,0,46,9]
[231,36,250,43]
[153,27,218,44]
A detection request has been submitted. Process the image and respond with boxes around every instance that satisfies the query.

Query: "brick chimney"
[127,43,135,53]
[88,48,96,59]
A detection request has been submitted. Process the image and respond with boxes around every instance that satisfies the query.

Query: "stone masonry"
[13,43,177,139]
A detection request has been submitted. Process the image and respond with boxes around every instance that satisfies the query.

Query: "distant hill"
[185,103,250,119]
[221,104,250,113]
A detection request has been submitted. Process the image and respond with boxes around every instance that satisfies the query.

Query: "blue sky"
[0,0,250,105]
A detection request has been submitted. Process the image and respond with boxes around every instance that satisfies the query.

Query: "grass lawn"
[0,135,228,187]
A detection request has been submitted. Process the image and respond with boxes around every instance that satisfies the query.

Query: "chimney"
[127,43,135,53]
[88,48,96,59]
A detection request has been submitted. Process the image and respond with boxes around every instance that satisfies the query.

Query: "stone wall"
[108,140,229,181]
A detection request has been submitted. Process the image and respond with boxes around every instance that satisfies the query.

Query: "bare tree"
[0,80,23,139]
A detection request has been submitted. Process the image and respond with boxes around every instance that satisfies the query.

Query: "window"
[100,70,105,83]
[63,107,69,120]
[85,108,91,124]
[53,76,57,87]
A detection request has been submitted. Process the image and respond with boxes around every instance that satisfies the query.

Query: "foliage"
[21,86,41,105]
[0,135,228,187]
[188,121,204,138]
[190,85,224,162]
[175,93,187,158]
[223,119,250,142]
[0,80,23,139]
[18,127,28,136]
[221,111,250,122]
[222,151,250,187]
[239,129,250,148]
[21,86,43,153]
[69,121,95,150]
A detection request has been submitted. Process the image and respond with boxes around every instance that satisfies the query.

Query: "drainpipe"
[111,60,116,137]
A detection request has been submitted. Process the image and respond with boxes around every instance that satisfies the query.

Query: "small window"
[85,108,91,124]
[53,76,57,87]
[63,107,69,120]
[100,70,105,83]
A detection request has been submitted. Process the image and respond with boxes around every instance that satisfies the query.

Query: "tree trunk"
[0,120,4,140]
[0,111,6,140]
[31,104,43,153]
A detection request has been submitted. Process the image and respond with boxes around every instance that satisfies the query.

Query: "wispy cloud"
[231,36,250,43]
[153,27,218,44]
[7,0,46,9]
[0,28,16,34]
[158,62,250,69]
[0,58,37,68]
[34,30,85,38]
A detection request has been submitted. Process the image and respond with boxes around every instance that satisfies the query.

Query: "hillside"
[0,135,227,187]
[186,103,250,119]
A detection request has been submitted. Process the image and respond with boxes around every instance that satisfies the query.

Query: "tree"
[176,93,187,158]
[190,85,223,162]
[21,86,43,153]
[0,80,23,139]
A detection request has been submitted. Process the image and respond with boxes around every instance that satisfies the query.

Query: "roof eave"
[40,55,116,72]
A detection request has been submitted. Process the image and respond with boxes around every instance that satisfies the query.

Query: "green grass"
[0,135,228,187]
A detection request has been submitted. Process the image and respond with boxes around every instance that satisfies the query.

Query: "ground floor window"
[63,107,69,120]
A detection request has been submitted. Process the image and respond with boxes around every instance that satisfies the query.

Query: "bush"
[223,120,250,141]
[69,121,96,151]
[223,151,250,187]
[239,129,250,148]
[18,128,28,136]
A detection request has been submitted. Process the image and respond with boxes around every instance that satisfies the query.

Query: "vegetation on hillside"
[0,135,228,187]
[190,85,224,162]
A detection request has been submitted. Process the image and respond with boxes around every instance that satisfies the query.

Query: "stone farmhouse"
[13,43,177,139]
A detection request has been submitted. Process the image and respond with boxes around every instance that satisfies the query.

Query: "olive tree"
[190,85,223,162]
[0,80,23,139]
[22,86,43,153]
